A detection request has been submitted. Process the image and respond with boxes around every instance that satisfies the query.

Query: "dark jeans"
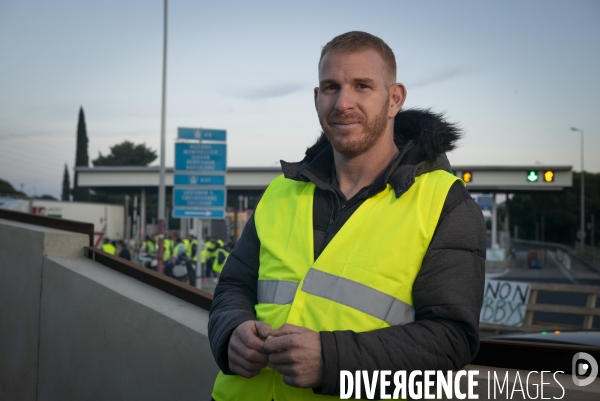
[185,259,196,287]
[163,261,174,278]
[206,258,215,278]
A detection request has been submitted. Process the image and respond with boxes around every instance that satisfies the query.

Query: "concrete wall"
[0,218,218,401]
[0,219,88,401]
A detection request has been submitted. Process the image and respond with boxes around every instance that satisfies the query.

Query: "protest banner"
[480,279,531,327]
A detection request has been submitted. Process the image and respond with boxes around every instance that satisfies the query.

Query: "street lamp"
[157,0,169,273]
[571,127,584,248]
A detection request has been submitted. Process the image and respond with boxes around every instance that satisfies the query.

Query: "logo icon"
[572,352,598,386]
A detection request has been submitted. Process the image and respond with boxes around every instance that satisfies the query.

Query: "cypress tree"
[61,164,70,201]
[73,107,90,201]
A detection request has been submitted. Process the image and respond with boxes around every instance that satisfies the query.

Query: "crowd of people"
[100,232,234,287]
[100,238,131,261]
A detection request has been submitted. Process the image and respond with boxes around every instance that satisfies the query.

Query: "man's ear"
[314,87,319,111]
[388,83,407,118]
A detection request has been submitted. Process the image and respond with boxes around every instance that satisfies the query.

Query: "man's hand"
[228,320,273,378]
[263,324,324,388]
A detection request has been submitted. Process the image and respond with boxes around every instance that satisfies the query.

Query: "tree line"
[61,107,165,227]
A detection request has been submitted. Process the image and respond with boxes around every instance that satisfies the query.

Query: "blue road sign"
[174,173,226,186]
[173,188,226,208]
[477,196,493,211]
[178,127,226,142]
[172,208,226,219]
[175,143,227,172]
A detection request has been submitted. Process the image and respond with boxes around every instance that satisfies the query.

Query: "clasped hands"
[228,321,324,388]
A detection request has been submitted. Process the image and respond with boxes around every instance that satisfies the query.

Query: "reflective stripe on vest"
[257,280,298,304]
[212,170,461,401]
[256,270,413,325]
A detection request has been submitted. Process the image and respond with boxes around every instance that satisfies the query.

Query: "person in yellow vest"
[101,237,116,255]
[185,234,197,259]
[155,235,172,263]
[181,234,190,255]
[190,239,209,281]
[208,32,485,400]
[205,236,224,278]
[212,243,232,277]
[141,235,156,257]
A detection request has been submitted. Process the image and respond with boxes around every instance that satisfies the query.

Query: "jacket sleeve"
[208,214,261,374]
[316,182,487,396]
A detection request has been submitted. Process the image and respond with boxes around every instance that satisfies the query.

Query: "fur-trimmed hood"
[281,108,463,197]
[392,108,461,164]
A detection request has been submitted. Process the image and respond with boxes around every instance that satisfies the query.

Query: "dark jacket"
[208,109,486,397]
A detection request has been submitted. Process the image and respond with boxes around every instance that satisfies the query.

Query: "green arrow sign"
[527,171,539,182]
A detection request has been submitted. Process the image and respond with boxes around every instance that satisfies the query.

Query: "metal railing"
[85,246,212,311]
[576,243,600,265]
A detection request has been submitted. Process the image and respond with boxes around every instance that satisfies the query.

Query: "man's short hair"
[319,31,397,86]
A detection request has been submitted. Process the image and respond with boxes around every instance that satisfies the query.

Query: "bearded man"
[208,31,486,400]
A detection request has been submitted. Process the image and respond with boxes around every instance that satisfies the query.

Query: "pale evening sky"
[0,0,598,199]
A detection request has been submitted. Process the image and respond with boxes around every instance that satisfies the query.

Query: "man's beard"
[320,99,390,158]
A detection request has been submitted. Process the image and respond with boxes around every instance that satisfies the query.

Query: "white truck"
[0,198,125,246]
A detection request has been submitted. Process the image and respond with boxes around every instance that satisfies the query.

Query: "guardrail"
[513,238,575,254]
[85,246,212,311]
[576,243,600,265]
[481,281,600,332]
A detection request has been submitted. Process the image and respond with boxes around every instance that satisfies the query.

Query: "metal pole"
[581,130,585,247]
[491,193,498,248]
[124,194,130,240]
[133,195,138,245]
[140,188,146,240]
[196,218,203,289]
[591,214,595,249]
[571,127,584,248]
[157,0,168,274]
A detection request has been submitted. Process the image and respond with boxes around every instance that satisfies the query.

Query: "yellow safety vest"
[207,239,225,259]
[193,247,207,263]
[174,242,186,257]
[212,171,460,401]
[142,241,156,255]
[156,239,171,261]
[186,240,197,258]
[101,243,116,255]
[213,248,230,274]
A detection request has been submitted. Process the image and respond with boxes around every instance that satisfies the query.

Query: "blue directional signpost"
[173,173,226,187]
[177,127,227,142]
[173,127,227,288]
[173,188,226,208]
[174,143,227,172]
[173,129,227,220]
